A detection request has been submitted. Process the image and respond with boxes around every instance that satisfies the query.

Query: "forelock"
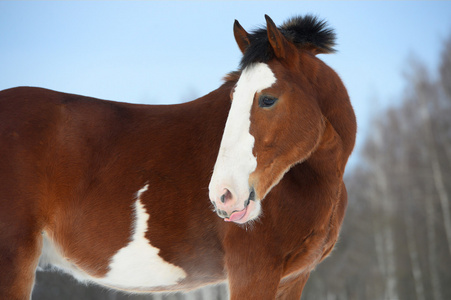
[239,15,336,69]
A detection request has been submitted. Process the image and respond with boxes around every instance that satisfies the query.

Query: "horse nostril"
[249,188,255,201]
[220,189,232,203]
[244,188,255,207]
[217,209,228,218]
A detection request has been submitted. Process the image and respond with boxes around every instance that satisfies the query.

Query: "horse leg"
[0,202,43,299]
[226,262,283,300]
[225,243,284,300]
[275,272,310,300]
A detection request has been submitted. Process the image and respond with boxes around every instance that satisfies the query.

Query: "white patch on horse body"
[98,184,187,289]
[38,184,187,290]
[209,63,276,202]
[38,231,91,283]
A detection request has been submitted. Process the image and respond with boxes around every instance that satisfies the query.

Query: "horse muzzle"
[210,187,259,224]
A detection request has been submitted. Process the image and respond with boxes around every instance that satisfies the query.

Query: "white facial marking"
[209,63,276,203]
[98,184,187,289]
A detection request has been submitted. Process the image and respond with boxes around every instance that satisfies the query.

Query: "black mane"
[240,15,336,69]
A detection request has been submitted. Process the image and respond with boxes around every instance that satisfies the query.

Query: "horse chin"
[225,199,261,224]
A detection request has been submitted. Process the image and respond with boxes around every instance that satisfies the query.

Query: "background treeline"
[33,35,451,300]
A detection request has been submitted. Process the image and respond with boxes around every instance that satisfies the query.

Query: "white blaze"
[209,63,276,202]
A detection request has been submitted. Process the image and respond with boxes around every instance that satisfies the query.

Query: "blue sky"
[1,1,451,167]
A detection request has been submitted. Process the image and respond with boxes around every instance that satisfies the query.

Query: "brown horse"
[0,15,356,299]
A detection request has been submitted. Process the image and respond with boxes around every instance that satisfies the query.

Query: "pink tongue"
[225,208,247,222]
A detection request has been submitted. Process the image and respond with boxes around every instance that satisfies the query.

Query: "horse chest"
[40,184,187,291]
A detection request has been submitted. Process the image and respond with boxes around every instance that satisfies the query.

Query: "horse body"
[0,15,356,300]
[0,86,230,292]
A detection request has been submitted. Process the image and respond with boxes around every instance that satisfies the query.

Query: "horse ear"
[265,15,293,60]
[233,20,250,54]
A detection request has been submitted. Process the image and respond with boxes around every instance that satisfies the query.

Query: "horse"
[0,15,356,299]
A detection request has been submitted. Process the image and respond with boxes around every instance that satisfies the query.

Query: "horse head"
[209,15,354,224]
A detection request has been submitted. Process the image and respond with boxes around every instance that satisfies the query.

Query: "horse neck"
[315,67,357,162]
[306,120,345,181]
[301,53,356,162]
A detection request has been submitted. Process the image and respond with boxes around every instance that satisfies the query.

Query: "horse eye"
[258,95,278,108]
